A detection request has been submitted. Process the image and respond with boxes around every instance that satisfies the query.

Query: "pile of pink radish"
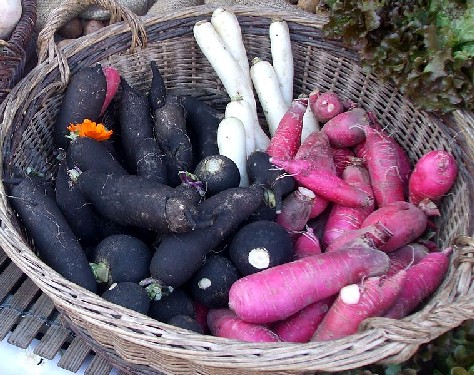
[195,8,459,343]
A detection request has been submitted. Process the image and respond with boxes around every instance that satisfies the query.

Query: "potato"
[58,17,83,39]
[83,19,105,35]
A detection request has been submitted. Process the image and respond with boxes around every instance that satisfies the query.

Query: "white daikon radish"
[217,117,249,187]
[225,98,256,157]
[0,0,22,40]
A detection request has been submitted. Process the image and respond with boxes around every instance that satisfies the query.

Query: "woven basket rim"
[0,3,474,373]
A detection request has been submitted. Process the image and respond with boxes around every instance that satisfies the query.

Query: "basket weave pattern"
[0,1,473,374]
[0,0,37,105]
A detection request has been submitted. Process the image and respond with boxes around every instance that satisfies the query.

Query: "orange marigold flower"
[67,119,113,141]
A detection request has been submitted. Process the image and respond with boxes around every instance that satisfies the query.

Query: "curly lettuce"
[322,0,474,113]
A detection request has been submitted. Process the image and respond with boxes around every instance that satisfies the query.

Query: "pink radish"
[364,124,406,206]
[193,300,210,334]
[324,220,392,253]
[384,247,452,319]
[293,226,322,259]
[322,108,369,148]
[322,164,375,248]
[361,201,428,252]
[272,296,335,343]
[275,186,315,234]
[100,66,121,116]
[228,246,390,324]
[312,270,407,341]
[308,195,330,219]
[271,157,374,208]
[266,98,308,160]
[332,148,355,177]
[408,150,458,206]
[295,130,335,172]
[387,243,429,276]
[309,90,344,123]
[207,309,281,342]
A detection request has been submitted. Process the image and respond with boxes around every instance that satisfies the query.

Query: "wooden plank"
[0,248,8,266]
[0,278,39,340]
[57,335,92,373]
[34,314,72,360]
[0,261,24,301]
[85,354,113,375]
[8,293,56,348]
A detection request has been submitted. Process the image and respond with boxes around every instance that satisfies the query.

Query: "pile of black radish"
[7,8,459,343]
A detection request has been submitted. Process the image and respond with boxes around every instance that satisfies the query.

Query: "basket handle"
[37,0,147,83]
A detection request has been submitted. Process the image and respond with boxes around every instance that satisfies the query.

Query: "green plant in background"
[322,0,474,114]
[319,320,474,374]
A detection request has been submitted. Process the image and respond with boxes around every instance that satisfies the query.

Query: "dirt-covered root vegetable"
[361,201,428,253]
[148,61,167,112]
[293,226,322,259]
[384,247,452,319]
[134,138,168,184]
[271,296,335,343]
[55,160,101,247]
[100,66,121,117]
[148,288,195,322]
[167,315,204,334]
[324,221,393,253]
[101,282,150,314]
[53,65,107,150]
[266,97,308,160]
[8,176,97,293]
[154,94,194,186]
[364,124,406,207]
[332,148,355,177]
[228,246,390,324]
[246,151,295,213]
[66,136,128,176]
[276,187,315,234]
[322,107,369,148]
[295,130,336,172]
[150,185,264,287]
[311,270,407,341]
[309,90,344,123]
[322,164,374,248]
[194,155,240,196]
[228,220,293,276]
[179,95,221,165]
[76,171,200,233]
[408,150,458,207]
[188,255,240,309]
[118,80,157,172]
[207,309,281,342]
[271,157,374,209]
[90,234,152,286]
[387,243,429,276]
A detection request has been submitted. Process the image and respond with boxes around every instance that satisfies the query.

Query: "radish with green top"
[250,57,289,137]
[228,245,390,324]
[217,116,249,186]
[269,19,294,107]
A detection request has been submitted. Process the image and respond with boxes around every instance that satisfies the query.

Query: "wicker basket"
[0,0,37,105]
[0,0,473,373]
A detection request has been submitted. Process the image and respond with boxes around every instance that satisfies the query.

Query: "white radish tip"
[340,284,361,305]
[297,186,316,199]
